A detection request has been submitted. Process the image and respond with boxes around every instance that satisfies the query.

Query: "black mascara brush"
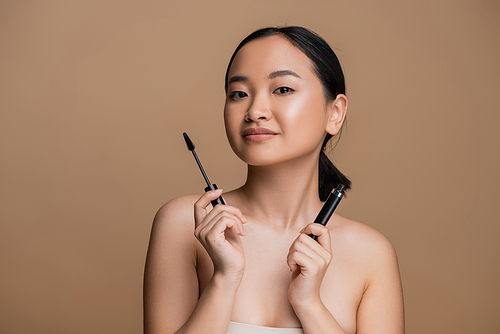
[183,132,225,207]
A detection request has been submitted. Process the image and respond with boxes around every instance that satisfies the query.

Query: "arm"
[287,223,346,334]
[356,235,405,334]
[143,190,247,334]
[287,223,404,334]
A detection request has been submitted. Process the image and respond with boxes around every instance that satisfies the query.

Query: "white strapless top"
[227,321,304,334]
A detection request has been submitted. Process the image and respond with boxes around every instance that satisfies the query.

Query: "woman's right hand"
[194,189,247,279]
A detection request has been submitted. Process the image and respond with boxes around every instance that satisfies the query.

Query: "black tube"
[205,184,226,207]
[309,184,345,241]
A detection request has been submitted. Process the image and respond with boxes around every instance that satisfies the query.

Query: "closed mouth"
[242,127,278,137]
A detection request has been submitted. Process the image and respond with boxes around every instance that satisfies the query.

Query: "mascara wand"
[183,132,225,207]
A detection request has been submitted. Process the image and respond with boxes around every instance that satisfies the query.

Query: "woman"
[144,26,404,334]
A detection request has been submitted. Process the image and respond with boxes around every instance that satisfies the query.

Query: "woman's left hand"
[287,223,332,310]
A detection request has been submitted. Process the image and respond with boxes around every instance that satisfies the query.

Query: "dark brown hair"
[225,26,351,200]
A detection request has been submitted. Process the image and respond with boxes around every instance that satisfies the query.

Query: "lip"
[242,127,278,142]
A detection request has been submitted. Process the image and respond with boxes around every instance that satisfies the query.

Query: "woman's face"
[224,35,338,167]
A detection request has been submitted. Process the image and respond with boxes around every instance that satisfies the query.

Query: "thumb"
[194,189,223,224]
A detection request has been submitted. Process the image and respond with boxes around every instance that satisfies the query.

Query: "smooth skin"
[144,35,404,334]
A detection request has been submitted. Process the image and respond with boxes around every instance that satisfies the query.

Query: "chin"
[232,149,274,166]
[228,137,320,167]
[235,150,302,168]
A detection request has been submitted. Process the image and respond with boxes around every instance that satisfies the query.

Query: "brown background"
[1,1,499,333]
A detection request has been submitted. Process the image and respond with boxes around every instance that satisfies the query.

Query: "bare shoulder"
[330,214,400,281]
[144,194,202,333]
[332,214,397,258]
[153,194,200,227]
[149,194,202,242]
[147,194,202,264]
[146,194,202,282]
[331,215,405,333]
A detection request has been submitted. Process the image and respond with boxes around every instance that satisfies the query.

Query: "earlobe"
[325,94,347,135]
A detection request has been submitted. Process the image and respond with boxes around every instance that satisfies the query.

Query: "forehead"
[228,35,315,78]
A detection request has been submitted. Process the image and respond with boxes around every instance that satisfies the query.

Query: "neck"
[236,156,323,229]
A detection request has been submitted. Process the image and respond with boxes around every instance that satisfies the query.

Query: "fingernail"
[214,189,223,193]
[242,215,248,222]
[299,227,305,233]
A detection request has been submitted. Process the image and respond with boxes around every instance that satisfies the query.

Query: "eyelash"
[229,87,294,99]
[273,87,294,94]
[229,91,248,99]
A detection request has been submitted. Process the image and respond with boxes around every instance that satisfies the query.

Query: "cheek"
[223,106,240,149]
[279,94,328,142]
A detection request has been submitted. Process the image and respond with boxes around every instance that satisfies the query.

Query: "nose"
[245,93,272,122]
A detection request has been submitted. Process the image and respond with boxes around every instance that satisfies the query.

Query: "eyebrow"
[268,69,302,80]
[227,70,302,86]
[227,75,248,86]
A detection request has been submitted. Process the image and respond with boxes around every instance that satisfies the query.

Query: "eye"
[229,91,248,99]
[273,87,294,95]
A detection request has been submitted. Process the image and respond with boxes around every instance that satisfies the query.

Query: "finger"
[287,236,314,268]
[194,189,223,224]
[287,232,332,271]
[287,250,312,273]
[210,215,241,240]
[196,194,247,227]
[205,211,245,236]
[288,239,331,276]
[301,223,332,249]
[200,215,239,245]
[291,235,326,260]
[199,204,247,235]
[228,201,248,225]
[286,250,299,272]
[297,233,332,260]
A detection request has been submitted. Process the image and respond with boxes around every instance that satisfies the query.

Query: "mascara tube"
[309,184,345,240]
[205,184,225,207]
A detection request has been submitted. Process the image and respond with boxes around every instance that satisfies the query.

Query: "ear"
[325,94,347,135]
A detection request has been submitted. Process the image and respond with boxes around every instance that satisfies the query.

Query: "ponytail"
[318,134,351,201]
